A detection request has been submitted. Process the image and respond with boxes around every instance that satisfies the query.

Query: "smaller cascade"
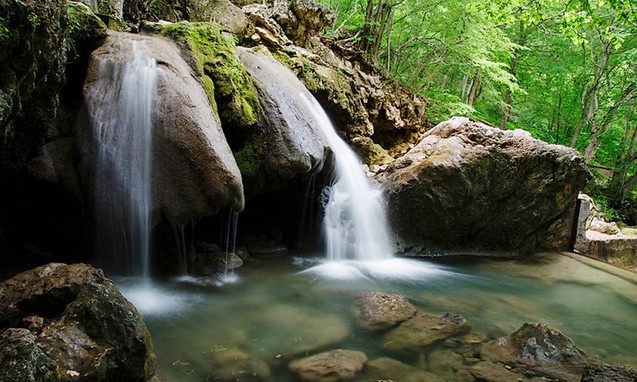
[88,40,157,278]
[302,95,392,261]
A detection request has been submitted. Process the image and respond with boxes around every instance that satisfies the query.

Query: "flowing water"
[88,41,157,278]
[117,253,637,381]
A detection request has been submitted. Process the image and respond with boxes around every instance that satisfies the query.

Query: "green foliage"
[0,17,8,44]
[233,143,258,177]
[162,22,259,127]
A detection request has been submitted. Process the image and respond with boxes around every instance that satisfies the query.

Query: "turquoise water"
[117,253,637,381]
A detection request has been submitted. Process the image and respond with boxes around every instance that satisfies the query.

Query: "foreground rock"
[364,357,443,382]
[0,263,155,381]
[481,323,587,381]
[381,117,590,255]
[382,312,470,353]
[353,291,417,330]
[581,363,637,382]
[200,348,270,382]
[288,349,367,382]
[82,32,244,223]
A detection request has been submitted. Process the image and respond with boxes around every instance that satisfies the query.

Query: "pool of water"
[116,253,637,381]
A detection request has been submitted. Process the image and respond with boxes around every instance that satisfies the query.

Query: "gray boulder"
[381,117,590,255]
[237,47,329,194]
[0,263,156,381]
[353,291,417,330]
[82,32,244,223]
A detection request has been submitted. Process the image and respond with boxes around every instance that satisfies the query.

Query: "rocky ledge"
[0,263,155,381]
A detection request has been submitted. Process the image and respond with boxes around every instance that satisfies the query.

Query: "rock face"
[237,47,329,194]
[381,117,591,255]
[0,263,156,381]
[382,312,471,353]
[82,32,244,222]
[0,0,67,168]
[353,291,417,330]
[288,349,367,382]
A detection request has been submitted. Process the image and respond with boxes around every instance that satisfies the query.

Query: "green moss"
[65,1,107,61]
[162,22,260,127]
[0,18,8,44]
[233,143,258,177]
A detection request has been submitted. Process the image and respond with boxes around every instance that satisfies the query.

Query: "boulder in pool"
[288,349,367,382]
[382,312,471,353]
[353,291,417,330]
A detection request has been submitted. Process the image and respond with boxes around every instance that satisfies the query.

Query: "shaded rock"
[426,348,466,379]
[269,0,333,48]
[481,323,587,381]
[289,349,367,382]
[27,138,82,201]
[0,328,60,382]
[0,263,156,381]
[381,117,591,255]
[82,0,123,21]
[383,312,471,353]
[353,291,417,330]
[192,242,243,276]
[237,47,329,195]
[0,0,67,169]
[202,348,270,382]
[82,31,244,222]
[364,357,443,382]
[66,1,108,62]
[469,361,521,382]
[351,136,394,165]
[580,363,637,382]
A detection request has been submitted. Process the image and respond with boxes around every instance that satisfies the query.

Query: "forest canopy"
[318,0,637,221]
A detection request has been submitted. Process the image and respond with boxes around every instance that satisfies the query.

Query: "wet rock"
[426,348,466,379]
[237,47,329,195]
[192,241,243,276]
[0,328,60,382]
[353,291,417,330]
[202,348,270,382]
[469,361,521,382]
[67,1,108,60]
[580,363,637,382]
[82,32,244,222]
[481,323,587,381]
[383,312,471,353]
[365,357,443,382]
[381,117,591,255]
[0,263,156,381]
[288,349,367,382]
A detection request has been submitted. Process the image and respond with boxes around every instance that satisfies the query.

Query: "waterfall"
[301,95,392,261]
[88,41,157,278]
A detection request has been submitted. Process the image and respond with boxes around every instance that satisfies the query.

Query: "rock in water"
[381,117,590,255]
[0,263,156,381]
[481,322,587,381]
[382,312,471,353]
[353,291,417,330]
[288,349,367,382]
[82,32,244,223]
[581,363,637,382]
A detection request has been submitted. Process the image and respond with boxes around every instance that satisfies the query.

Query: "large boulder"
[237,47,329,194]
[353,291,417,330]
[0,263,156,381]
[81,31,244,223]
[381,117,591,255]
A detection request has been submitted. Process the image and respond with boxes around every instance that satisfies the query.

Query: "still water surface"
[116,253,637,381]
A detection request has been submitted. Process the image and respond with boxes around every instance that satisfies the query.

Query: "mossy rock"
[65,1,108,62]
[351,136,393,165]
[162,22,260,127]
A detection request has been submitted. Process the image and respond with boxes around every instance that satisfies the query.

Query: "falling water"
[302,95,392,261]
[89,41,157,278]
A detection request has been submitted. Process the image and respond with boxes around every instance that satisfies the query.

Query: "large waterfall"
[88,41,157,278]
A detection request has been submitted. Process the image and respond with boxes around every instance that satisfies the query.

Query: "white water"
[90,41,157,279]
[301,94,444,280]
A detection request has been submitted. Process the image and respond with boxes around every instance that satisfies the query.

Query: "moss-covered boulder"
[66,1,108,62]
[149,0,249,36]
[0,263,156,381]
[161,22,259,128]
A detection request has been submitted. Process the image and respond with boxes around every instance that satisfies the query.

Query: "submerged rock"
[365,357,443,382]
[201,348,270,382]
[383,312,471,353]
[381,117,591,255]
[580,363,637,382]
[288,349,367,382]
[0,263,156,381]
[82,31,244,222]
[353,291,417,330]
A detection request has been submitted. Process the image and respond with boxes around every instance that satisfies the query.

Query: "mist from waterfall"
[88,41,157,279]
